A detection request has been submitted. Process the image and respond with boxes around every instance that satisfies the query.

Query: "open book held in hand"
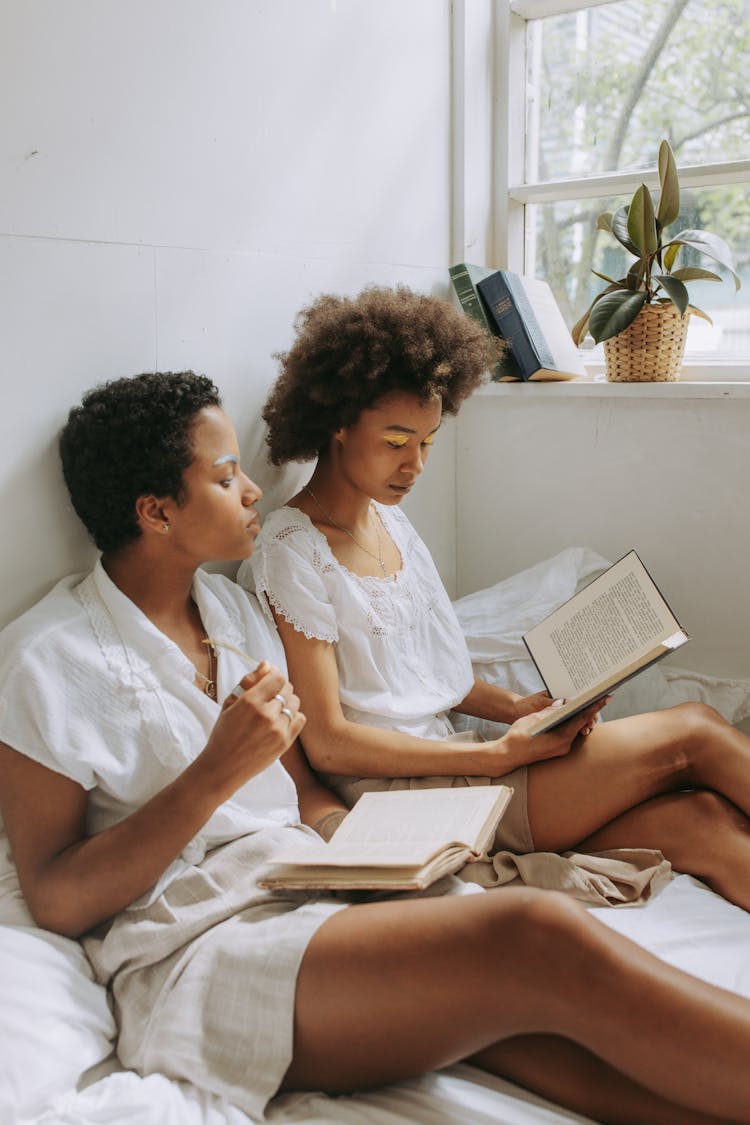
[259,785,513,891]
[523,551,689,735]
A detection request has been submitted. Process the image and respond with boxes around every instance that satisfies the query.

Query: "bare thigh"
[525,706,696,850]
[282,888,568,1093]
[282,883,750,1123]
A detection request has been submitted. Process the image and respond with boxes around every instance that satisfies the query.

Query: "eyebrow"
[383,423,441,435]
[212,454,239,466]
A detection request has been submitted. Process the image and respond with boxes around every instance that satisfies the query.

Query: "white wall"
[0,0,460,629]
[457,384,750,679]
[7,1,744,688]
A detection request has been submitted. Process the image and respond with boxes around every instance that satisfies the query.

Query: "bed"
[4,548,750,1125]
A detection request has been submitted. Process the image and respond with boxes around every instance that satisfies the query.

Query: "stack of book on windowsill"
[449,263,588,382]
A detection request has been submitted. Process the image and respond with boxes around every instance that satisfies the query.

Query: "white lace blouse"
[239,504,474,740]
[0,559,299,904]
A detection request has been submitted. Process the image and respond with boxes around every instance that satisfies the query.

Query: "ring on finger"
[273,692,286,706]
[280,706,294,723]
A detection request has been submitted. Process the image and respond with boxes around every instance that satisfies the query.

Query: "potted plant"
[572,139,741,382]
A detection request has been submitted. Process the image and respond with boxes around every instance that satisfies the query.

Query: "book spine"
[449,264,495,337]
[505,273,557,371]
[478,272,556,379]
[449,265,521,381]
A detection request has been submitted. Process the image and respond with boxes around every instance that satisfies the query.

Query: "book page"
[524,552,683,700]
[518,277,587,377]
[267,786,510,869]
[268,841,463,869]
[332,786,504,847]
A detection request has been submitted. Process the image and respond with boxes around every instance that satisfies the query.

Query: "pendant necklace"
[303,484,387,577]
[195,637,218,699]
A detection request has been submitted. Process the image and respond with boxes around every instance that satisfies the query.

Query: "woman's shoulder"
[252,505,329,567]
[257,504,316,541]
[237,505,334,602]
[0,573,93,673]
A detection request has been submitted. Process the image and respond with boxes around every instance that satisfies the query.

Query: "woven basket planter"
[604,303,689,382]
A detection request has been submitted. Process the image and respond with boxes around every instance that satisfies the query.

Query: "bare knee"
[672,701,727,746]
[651,702,728,782]
[488,889,590,966]
[677,699,724,724]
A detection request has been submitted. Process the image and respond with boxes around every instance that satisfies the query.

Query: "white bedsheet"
[18,878,750,1125]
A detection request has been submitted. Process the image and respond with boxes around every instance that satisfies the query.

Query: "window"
[498,0,750,374]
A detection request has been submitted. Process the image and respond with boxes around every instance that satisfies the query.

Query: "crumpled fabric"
[460,847,673,907]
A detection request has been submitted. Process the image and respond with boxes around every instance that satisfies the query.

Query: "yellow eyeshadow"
[384,433,437,447]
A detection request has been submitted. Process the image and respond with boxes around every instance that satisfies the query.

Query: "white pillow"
[0,924,116,1120]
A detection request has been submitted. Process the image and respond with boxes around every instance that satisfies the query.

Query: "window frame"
[487,0,750,379]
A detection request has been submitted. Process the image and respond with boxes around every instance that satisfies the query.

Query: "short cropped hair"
[263,285,500,465]
[59,371,221,554]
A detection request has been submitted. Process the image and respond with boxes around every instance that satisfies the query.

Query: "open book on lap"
[523,550,689,736]
[259,785,513,891]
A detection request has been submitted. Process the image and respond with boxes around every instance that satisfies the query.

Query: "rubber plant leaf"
[611,206,641,257]
[663,243,681,272]
[589,289,647,343]
[666,230,742,289]
[571,281,625,346]
[627,260,646,289]
[656,140,680,227]
[654,274,689,315]
[591,268,621,285]
[627,184,658,256]
[670,267,722,283]
[686,304,713,325]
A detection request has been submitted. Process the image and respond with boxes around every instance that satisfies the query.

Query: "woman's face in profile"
[334,391,442,505]
[167,407,263,563]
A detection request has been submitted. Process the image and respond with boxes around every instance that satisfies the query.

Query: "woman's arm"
[274,614,605,782]
[452,679,553,724]
[0,663,303,939]
[281,742,348,840]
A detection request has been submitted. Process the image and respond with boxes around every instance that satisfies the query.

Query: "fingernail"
[552,698,565,708]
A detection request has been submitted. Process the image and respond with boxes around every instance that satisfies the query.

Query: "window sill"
[476,377,750,398]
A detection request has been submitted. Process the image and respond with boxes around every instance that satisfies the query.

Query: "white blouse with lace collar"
[239,504,474,740]
[0,558,299,904]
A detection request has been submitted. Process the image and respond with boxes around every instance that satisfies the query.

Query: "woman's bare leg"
[525,702,750,850]
[473,1035,732,1125]
[283,888,750,1123]
[578,789,750,910]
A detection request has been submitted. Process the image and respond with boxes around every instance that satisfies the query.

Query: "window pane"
[526,186,750,360]
[526,0,750,182]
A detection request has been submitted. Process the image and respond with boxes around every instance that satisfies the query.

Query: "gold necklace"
[195,637,218,699]
[303,484,387,577]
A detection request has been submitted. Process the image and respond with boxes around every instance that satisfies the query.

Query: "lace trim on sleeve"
[254,514,339,645]
[260,586,338,645]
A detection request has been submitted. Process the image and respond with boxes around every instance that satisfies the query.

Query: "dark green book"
[449,263,522,381]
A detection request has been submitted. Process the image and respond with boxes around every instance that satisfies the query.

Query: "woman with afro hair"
[240,284,750,913]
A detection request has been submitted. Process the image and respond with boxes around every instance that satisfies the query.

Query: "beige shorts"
[83,826,347,1119]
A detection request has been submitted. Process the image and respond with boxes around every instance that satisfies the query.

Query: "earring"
[162,523,170,533]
